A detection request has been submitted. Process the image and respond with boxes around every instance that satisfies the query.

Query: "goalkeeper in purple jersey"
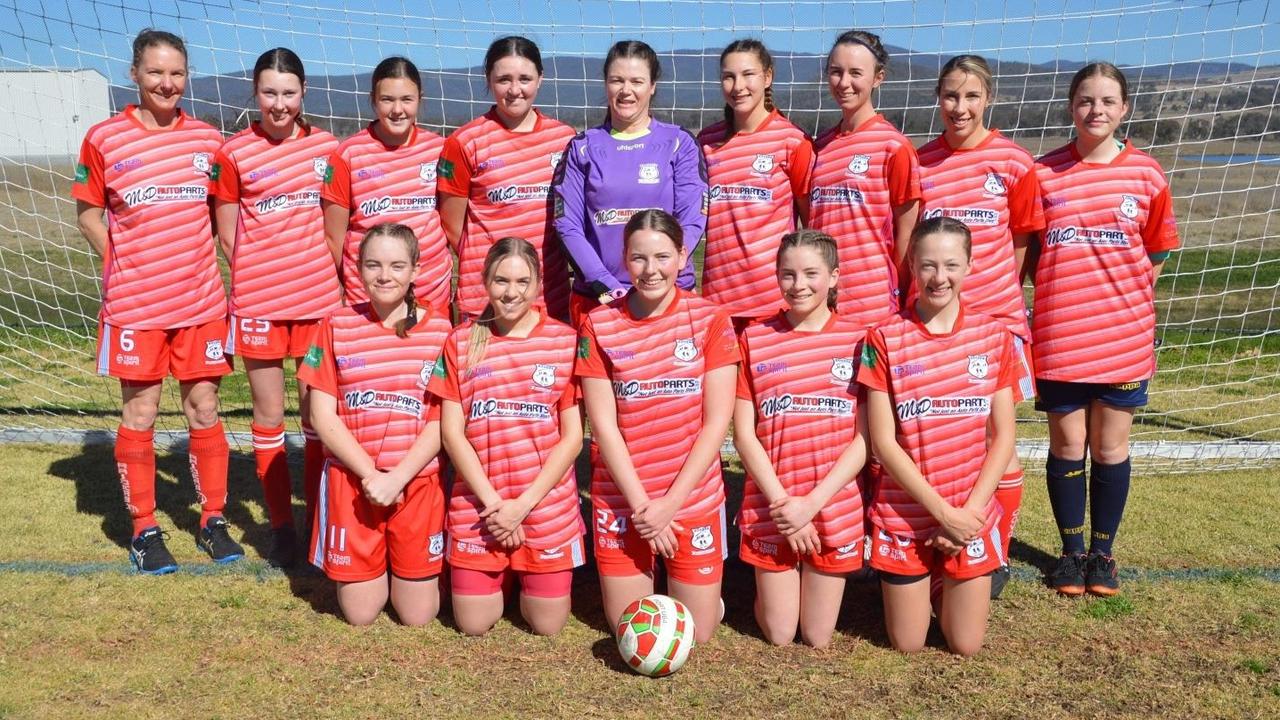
[550,39,709,325]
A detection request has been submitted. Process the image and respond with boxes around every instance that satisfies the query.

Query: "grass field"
[1,444,1278,719]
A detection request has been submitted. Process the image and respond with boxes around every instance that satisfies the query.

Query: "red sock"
[302,424,324,531]
[252,422,294,528]
[115,425,157,538]
[189,421,230,528]
[995,470,1025,563]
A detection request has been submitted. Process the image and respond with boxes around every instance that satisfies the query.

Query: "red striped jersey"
[809,114,921,326]
[71,106,225,330]
[735,311,864,548]
[917,130,1043,339]
[427,313,583,549]
[697,111,815,318]
[297,303,451,472]
[575,290,739,521]
[857,305,1017,539]
[437,109,574,319]
[213,122,341,320]
[1032,141,1179,382]
[320,124,451,310]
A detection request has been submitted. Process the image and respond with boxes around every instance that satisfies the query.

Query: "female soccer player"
[858,216,1018,657]
[734,229,868,648]
[212,47,340,566]
[575,209,738,643]
[321,56,451,312]
[437,37,575,321]
[298,223,452,626]
[551,40,708,325]
[1031,62,1179,597]
[73,28,241,574]
[809,29,921,327]
[916,54,1044,596]
[429,238,585,636]
[697,39,814,320]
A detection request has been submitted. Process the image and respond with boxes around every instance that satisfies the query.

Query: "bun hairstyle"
[485,36,544,77]
[936,54,994,98]
[1067,61,1129,104]
[776,229,840,310]
[253,47,309,129]
[908,215,973,261]
[358,223,420,338]
[720,38,776,142]
[131,28,187,69]
[467,237,542,369]
[829,29,889,75]
[622,208,684,252]
[370,55,423,97]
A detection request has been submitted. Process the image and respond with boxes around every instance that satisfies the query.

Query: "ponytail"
[395,282,417,338]
[719,38,776,144]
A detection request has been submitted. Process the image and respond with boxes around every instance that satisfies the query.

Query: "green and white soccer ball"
[615,593,695,677]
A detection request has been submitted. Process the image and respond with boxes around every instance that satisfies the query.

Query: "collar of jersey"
[906,300,967,339]
[778,307,840,335]
[483,306,548,341]
[1067,137,1134,167]
[940,127,1002,153]
[124,104,187,132]
[353,301,435,334]
[484,106,546,134]
[366,121,419,151]
[619,287,687,323]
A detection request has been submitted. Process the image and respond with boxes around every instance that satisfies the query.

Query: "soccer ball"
[615,594,696,677]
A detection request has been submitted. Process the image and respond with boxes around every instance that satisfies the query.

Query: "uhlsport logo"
[673,338,698,362]
[967,354,989,380]
[751,154,775,174]
[831,357,854,382]
[846,153,870,175]
[983,171,1007,196]
[531,363,556,388]
[1119,194,1139,219]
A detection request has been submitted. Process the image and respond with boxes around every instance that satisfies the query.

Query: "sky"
[1,0,1275,84]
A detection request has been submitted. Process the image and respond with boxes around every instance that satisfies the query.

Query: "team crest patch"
[532,363,556,388]
[690,525,713,551]
[550,151,563,168]
[419,162,437,184]
[673,338,698,362]
[429,532,445,556]
[831,357,854,382]
[846,154,870,175]
[983,171,1007,196]
[1119,194,1139,219]
[751,154,775,174]
[419,360,434,386]
[204,340,224,361]
[966,537,987,560]
[638,162,660,184]
[967,354,989,380]
[192,152,212,175]
[312,157,328,180]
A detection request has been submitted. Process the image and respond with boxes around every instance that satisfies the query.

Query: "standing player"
[322,56,451,312]
[809,30,921,326]
[697,39,814,321]
[72,28,241,574]
[576,209,738,643]
[1030,62,1179,597]
[858,217,1018,657]
[734,230,868,648]
[916,54,1044,597]
[298,223,452,626]
[429,238,585,636]
[551,40,708,325]
[437,37,575,321]
[212,48,340,566]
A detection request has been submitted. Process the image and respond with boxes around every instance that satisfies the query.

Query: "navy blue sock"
[1046,454,1087,555]
[1088,458,1131,556]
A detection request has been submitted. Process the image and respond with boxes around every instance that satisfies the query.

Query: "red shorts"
[869,524,1003,581]
[309,461,446,582]
[593,504,726,585]
[448,534,586,575]
[225,315,322,360]
[97,317,233,382]
[1012,334,1036,403]
[739,533,864,574]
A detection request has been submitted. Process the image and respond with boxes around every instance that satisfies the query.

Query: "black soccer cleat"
[196,516,245,564]
[1047,552,1087,597]
[1084,552,1121,597]
[268,525,299,568]
[130,526,179,575]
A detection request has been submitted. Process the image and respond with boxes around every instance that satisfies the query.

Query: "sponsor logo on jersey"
[247,167,278,182]
[1044,226,1128,248]
[436,158,454,180]
[1119,194,1139,219]
[612,378,702,400]
[111,158,143,173]
[831,357,854,382]
[203,340,224,362]
[192,152,212,175]
[428,532,445,557]
[121,184,208,207]
[754,361,788,375]
[455,539,487,555]
[637,163,660,184]
[708,184,774,204]
[312,157,328,180]
[358,195,437,216]
[531,363,556,388]
[749,538,778,557]
[419,161,437,184]
[115,353,140,366]
[603,348,637,361]
[475,157,504,173]
[303,345,323,368]
[432,355,447,378]
[673,338,698,363]
[485,184,550,205]
[809,185,865,207]
[751,154,775,174]
[336,355,366,370]
[690,525,715,553]
[345,389,425,417]
[895,396,991,421]
[254,190,321,215]
[860,343,877,369]
[846,153,870,175]
[983,171,1007,196]
[74,164,90,183]
[323,164,334,184]
[615,142,646,152]
[892,362,925,378]
[760,393,854,418]
[355,168,387,181]
[922,206,999,226]
[577,337,591,360]
[592,208,645,226]
[967,354,989,380]
[469,398,553,421]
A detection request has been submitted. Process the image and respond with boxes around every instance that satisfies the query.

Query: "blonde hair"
[466,237,542,370]
[777,229,839,310]
[358,223,420,338]
[936,54,994,97]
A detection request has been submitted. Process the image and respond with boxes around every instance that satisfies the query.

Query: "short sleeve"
[573,315,611,379]
[319,150,352,210]
[424,395,442,422]
[994,330,1018,392]
[886,143,922,208]
[425,332,462,402]
[1006,165,1045,234]
[435,134,473,198]
[557,375,580,411]
[703,310,740,371]
[71,135,106,206]
[1141,184,1180,253]
[856,328,891,392]
[210,146,241,203]
[296,316,338,397]
[787,135,816,202]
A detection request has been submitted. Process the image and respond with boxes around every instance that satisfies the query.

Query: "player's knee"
[946,634,985,658]
[341,605,382,627]
[524,611,568,637]
[800,625,834,650]
[454,610,497,636]
[184,399,220,428]
[760,621,796,646]
[121,405,159,431]
[693,619,718,644]
[397,605,439,628]
[1089,438,1130,465]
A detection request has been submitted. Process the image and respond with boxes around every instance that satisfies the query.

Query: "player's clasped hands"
[770,495,822,556]
[361,469,408,507]
[480,498,530,550]
[632,496,684,559]
[936,503,987,551]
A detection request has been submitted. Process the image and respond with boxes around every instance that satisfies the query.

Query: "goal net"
[0,0,1276,469]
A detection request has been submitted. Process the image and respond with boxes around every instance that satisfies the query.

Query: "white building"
[0,68,110,158]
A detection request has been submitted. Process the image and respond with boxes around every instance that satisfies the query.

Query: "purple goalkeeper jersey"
[551,118,709,297]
